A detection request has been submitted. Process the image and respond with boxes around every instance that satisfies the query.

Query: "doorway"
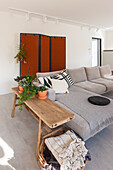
[92,38,101,66]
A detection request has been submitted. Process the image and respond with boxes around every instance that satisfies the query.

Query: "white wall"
[104,30,113,50]
[0,11,105,95]
[102,30,113,68]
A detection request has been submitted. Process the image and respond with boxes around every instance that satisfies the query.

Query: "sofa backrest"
[36,70,63,78]
[85,66,101,80]
[67,67,87,83]
[99,65,112,78]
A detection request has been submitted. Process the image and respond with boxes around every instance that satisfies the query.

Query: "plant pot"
[18,86,23,94]
[38,90,47,100]
[31,95,35,99]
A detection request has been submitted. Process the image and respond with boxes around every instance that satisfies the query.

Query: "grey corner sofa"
[36,65,113,141]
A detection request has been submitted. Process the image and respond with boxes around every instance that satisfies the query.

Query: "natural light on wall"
[0,137,15,170]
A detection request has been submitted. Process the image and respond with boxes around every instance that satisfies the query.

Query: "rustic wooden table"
[11,87,75,161]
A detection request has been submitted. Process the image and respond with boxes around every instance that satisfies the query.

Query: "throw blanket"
[45,131,88,170]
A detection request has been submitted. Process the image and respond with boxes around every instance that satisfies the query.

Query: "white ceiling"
[1,0,113,28]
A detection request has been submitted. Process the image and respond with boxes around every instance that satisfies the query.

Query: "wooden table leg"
[36,118,42,160]
[11,94,17,118]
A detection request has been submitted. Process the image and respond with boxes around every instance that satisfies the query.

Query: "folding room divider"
[20,33,66,76]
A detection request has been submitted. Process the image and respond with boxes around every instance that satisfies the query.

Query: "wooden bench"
[11,87,75,161]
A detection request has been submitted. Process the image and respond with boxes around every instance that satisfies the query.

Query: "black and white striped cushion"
[38,76,52,88]
[52,70,74,87]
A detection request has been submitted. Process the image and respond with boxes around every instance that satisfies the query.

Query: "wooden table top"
[12,87,75,128]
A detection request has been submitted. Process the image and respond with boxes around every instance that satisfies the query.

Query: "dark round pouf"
[88,96,110,106]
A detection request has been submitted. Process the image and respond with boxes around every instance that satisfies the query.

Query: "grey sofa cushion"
[91,78,113,91]
[103,75,113,80]
[36,70,63,78]
[85,66,101,80]
[99,65,112,78]
[75,81,106,94]
[67,67,87,83]
[55,101,91,141]
[99,65,113,80]
[56,85,113,141]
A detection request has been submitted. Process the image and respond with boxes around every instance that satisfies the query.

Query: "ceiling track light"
[26,12,30,21]
[55,18,59,24]
[8,7,112,30]
[43,16,47,23]
[96,28,100,32]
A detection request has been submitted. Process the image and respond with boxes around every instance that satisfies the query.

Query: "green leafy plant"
[14,44,27,63]
[14,74,34,87]
[14,75,27,82]
[38,85,48,92]
[18,78,29,88]
[26,74,34,84]
[18,85,39,111]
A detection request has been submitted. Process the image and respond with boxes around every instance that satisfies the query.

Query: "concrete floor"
[0,93,40,170]
[1,93,113,170]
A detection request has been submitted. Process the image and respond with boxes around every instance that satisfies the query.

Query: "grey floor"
[0,93,113,170]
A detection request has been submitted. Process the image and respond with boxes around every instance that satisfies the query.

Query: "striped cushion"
[52,70,74,87]
[38,76,52,88]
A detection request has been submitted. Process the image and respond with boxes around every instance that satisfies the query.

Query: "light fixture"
[8,7,113,30]
[96,28,100,32]
[56,18,59,24]
[43,16,47,23]
[26,12,30,21]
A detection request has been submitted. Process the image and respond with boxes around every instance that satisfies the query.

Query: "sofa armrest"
[47,88,56,101]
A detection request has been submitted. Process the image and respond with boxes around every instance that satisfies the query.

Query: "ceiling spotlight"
[88,27,91,31]
[96,28,99,32]
[56,18,59,24]
[26,12,30,21]
[43,16,47,23]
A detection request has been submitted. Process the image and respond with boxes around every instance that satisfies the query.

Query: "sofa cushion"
[52,69,74,87]
[36,70,63,78]
[51,79,69,94]
[99,65,113,80]
[67,67,87,83]
[55,100,90,141]
[56,86,113,140]
[91,78,113,91]
[85,66,101,80]
[99,65,112,78]
[103,75,113,80]
[75,81,106,94]
[38,76,52,88]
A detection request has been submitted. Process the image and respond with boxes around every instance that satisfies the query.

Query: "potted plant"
[18,85,39,111]
[14,44,27,63]
[18,78,29,93]
[14,74,34,93]
[38,85,48,100]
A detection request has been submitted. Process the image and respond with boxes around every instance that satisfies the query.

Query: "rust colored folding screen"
[51,37,65,71]
[40,35,50,72]
[20,33,66,75]
[20,34,39,76]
